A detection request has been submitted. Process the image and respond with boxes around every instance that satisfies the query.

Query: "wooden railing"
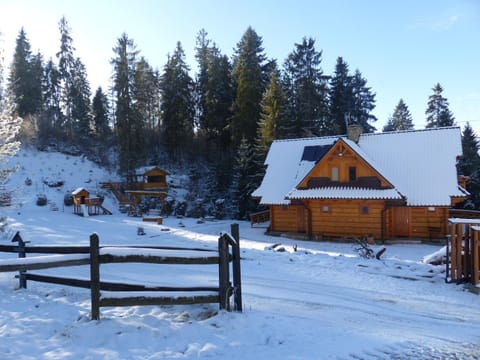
[0,226,243,320]
[449,209,480,219]
[249,210,270,227]
[447,218,480,285]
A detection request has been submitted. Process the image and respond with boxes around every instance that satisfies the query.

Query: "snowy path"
[1,213,480,359]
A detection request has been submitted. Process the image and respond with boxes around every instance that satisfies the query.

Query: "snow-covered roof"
[252,136,337,205]
[72,187,88,195]
[136,166,169,175]
[287,187,403,200]
[254,127,465,206]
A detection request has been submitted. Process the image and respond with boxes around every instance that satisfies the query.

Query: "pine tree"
[457,123,480,209]
[425,83,455,128]
[8,28,43,117]
[231,137,256,219]
[40,59,62,137]
[91,86,110,138]
[231,27,270,146]
[283,37,329,136]
[133,57,160,152]
[350,69,377,133]
[111,33,143,177]
[159,42,194,159]
[56,16,76,137]
[328,57,354,135]
[383,99,414,132]
[194,30,234,156]
[70,57,91,138]
[256,71,286,155]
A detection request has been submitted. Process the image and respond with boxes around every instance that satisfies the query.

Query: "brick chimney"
[347,124,363,143]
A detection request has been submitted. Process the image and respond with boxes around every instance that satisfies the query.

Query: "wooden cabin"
[129,166,169,191]
[72,188,111,216]
[252,126,468,241]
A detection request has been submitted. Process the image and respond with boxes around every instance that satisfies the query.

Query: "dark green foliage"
[425,83,455,128]
[383,99,414,132]
[231,27,270,146]
[328,58,376,135]
[349,69,377,133]
[328,57,354,135]
[256,71,287,156]
[70,57,91,138]
[159,42,194,159]
[195,29,234,155]
[8,28,43,117]
[111,33,144,177]
[40,59,62,137]
[91,86,110,138]
[457,123,480,209]
[283,37,329,137]
[134,57,161,152]
[231,138,257,219]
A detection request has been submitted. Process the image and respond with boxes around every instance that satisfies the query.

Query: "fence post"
[90,233,100,320]
[445,234,450,283]
[230,223,242,312]
[473,228,479,286]
[14,233,28,289]
[218,234,230,311]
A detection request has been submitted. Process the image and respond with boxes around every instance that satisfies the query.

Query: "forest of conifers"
[2,17,479,217]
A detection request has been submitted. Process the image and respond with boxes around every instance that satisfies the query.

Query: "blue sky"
[0,0,479,132]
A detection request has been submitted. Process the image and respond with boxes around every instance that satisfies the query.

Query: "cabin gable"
[297,139,393,190]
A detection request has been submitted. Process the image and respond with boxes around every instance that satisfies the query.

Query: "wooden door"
[297,206,306,233]
[393,207,410,237]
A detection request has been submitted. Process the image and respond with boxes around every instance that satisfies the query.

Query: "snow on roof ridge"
[359,126,461,138]
[272,135,340,144]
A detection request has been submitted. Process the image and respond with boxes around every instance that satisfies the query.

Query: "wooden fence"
[249,210,270,227]
[0,226,242,320]
[447,218,480,285]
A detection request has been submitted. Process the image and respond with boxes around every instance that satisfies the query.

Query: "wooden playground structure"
[101,166,170,219]
[447,218,480,285]
[72,188,112,216]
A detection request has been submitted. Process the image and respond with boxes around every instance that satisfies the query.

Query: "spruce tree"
[383,99,414,132]
[40,59,62,138]
[91,86,110,138]
[231,137,256,219]
[350,69,377,133]
[425,83,455,128]
[111,33,143,177]
[8,28,43,117]
[283,37,329,136]
[70,57,91,138]
[134,57,160,152]
[159,42,194,159]
[328,57,354,135]
[195,30,234,156]
[56,16,76,137]
[457,123,480,209]
[257,71,286,155]
[231,27,270,146]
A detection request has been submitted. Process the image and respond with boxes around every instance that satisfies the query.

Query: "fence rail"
[0,226,243,320]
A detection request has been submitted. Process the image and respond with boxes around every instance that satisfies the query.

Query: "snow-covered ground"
[0,148,479,359]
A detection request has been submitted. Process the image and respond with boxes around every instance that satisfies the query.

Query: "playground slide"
[80,204,89,217]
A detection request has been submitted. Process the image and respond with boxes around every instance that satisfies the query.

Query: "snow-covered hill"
[0,147,480,359]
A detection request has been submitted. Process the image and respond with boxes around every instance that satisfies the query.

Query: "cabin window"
[322,205,330,213]
[349,166,357,181]
[331,167,339,181]
[427,207,436,212]
[361,206,369,214]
